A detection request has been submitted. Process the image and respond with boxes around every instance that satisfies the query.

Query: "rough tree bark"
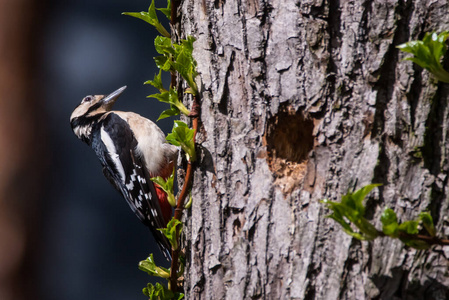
[178,0,449,299]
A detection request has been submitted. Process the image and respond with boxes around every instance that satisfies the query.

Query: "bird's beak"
[102,86,127,107]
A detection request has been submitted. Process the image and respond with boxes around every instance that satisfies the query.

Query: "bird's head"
[70,86,127,121]
[70,86,127,143]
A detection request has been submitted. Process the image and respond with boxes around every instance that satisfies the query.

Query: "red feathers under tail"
[155,185,172,225]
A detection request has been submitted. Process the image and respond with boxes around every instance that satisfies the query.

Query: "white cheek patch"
[74,125,91,140]
[101,127,126,182]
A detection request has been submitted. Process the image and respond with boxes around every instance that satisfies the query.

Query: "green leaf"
[321,199,363,240]
[148,90,170,103]
[414,42,433,66]
[145,69,166,92]
[148,88,190,117]
[339,193,360,220]
[155,36,175,55]
[158,218,183,250]
[398,31,449,83]
[166,121,196,161]
[151,36,199,96]
[404,57,431,70]
[122,11,153,25]
[334,183,381,224]
[419,212,436,237]
[139,254,170,278]
[327,215,360,239]
[427,32,449,65]
[184,193,193,209]
[157,106,180,121]
[154,55,171,71]
[151,168,176,206]
[172,36,198,95]
[143,282,184,300]
[123,0,170,38]
[147,0,158,22]
[350,183,382,216]
[355,217,379,240]
[398,220,419,235]
[381,208,399,237]
[157,0,171,19]
[151,176,167,187]
[322,184,382,241]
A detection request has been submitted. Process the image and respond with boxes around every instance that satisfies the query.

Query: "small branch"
[170,0,179,29]
[377,230,449,246]
[169,96,199,292]
[168,0,198,291]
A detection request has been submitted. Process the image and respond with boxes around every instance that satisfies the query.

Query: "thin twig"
[377,230,449,246]
[169,97,199,292]
[168,0,198,291]
[170,0,178,29]
[168,0,179,291]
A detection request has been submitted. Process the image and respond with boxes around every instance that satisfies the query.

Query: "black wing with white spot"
[91,113,171,259]
[129,148,171,259]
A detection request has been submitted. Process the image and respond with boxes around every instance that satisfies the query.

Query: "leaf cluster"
[123,0,171,38]
[151,168,176,206]
[322,184,381,240]
[139,218,185,297]
[142,282,184,300]
[124,0,198,121]
[323,184,441,250]
[138,219,184,279]
[398,31,449,83]
[146,35,198,120]
[158,36,198,96]
[139,254,170,279]
[381,209,435,249]
[166,121,196,162]
[146,72,190,120]
[158,218,183,251]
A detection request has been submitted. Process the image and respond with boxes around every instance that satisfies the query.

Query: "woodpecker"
[70,86,178,259]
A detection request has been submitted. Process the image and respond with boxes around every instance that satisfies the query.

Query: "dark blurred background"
[0,0,173,299]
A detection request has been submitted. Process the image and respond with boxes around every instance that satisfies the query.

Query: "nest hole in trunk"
[265,105,314,193]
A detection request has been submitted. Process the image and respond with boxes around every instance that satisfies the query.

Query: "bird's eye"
[83,96,93,103]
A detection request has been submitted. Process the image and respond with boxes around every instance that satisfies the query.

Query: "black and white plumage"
[70,86,178,260]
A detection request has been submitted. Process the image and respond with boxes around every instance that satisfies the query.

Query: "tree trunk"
[179,0,449,299]
[0,0,43,299]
